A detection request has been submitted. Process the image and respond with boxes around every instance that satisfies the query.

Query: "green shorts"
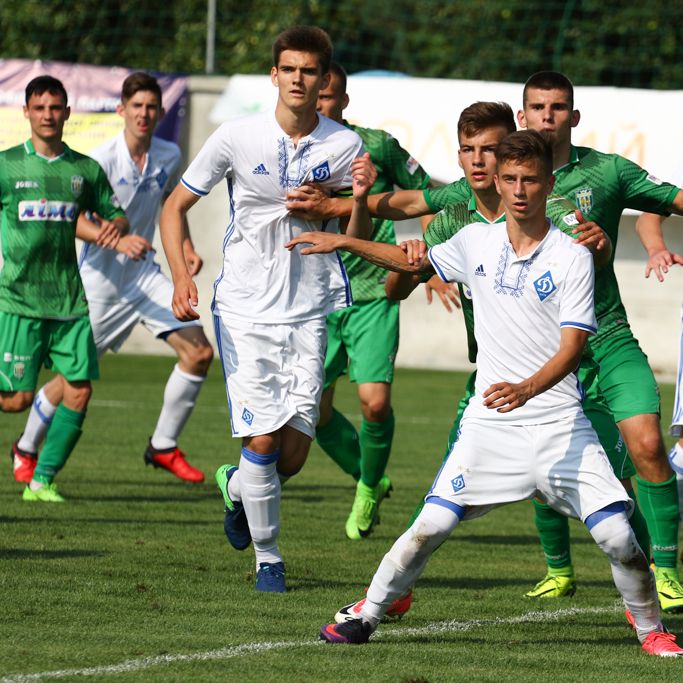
[324,297,399,389]
[0,312,99,392]
[443,362,635,479]
[591,328,661,423]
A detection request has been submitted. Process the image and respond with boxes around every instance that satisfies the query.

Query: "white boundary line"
[1,604,623,682]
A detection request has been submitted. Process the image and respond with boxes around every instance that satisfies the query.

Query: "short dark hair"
[25,75,68,106]
[272,26,333,73]
[121,72,162,106]
[495,130,553,178]
[457,102,515,140]
[523,71,574,109]
[329,61,348,93]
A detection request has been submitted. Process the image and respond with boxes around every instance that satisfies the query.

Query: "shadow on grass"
[416,575,615,590]
[0,548,108,560]
[0,516,214,526]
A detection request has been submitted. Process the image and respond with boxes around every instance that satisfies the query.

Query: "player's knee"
[184,342,214,375]
[629,430,665,463]
[360,397,391,422]
[62,383,92,412]
[0,391,34,413]
[589,511,644,566]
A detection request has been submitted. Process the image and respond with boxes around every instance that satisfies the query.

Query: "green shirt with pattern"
[0,140,125,320]
[344,122,430,301]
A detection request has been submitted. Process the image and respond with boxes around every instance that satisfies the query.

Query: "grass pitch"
[1,354,682,682]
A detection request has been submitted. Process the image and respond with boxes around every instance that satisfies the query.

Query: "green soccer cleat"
[654,567,683,613]
[345,476,393,540]
[524,573,576,598]
[22,483,65,503]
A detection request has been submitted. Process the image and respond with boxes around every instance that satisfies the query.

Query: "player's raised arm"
[635,212,683,281]
[341,152,376,239]
[160,183,202,320]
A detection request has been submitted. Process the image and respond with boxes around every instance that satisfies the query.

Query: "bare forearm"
[160,203,192,283]
[337,235,425,274]
[368,189,430,220]
[635,213,667,255]
[385,271,421,300]
[344,196,372,239]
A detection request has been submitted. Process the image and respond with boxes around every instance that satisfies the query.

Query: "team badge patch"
[311,161,331,182]
[71,175,84,198]
[12,362,25,380]
[241,407,254,426]
[405,156,419,175]
[533,271,556,301]
[574,187,593,215]
[451,475,466,492]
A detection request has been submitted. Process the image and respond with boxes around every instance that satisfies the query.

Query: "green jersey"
[552,145,678,343]
[424,177,471,213]
[344,122,430,301]
[0,140,124,319]
[424,193,584,363]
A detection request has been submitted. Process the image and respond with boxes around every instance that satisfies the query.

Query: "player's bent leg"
[619,413,672,483]
[0,390,34,413]
[16,377,63,460]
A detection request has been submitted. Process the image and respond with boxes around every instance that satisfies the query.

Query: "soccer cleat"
[22,483,65,503]
[10,440,38,483]
[335,590,413,624]
[255,561,286,593]
[524,573,577,598]
[641,630,683,657]
[654,566,683,613]
[143,441,204,483]
[320,618,373,644]
[215,465,251,550]
[345,476,393,540]
[625,609,636,630]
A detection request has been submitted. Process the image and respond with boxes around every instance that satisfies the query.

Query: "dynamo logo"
[311,160,331,182]
[242,407,254,426]
[533,271,556,301]
[451,474,466,492]
[18,199,78,222]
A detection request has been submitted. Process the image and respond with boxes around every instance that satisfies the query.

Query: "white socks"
[151,364,205,450]
[669,443,683,519]
[18,387,57,453]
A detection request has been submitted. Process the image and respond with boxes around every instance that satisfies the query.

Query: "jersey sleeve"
[427,227,469,284]
[424,178,471,212]
[379,134,430,190]
[181,123,233,196]
[615,155,679,215]
[91,162,126,220]
[559,249,597,334]
[545,192,581,237]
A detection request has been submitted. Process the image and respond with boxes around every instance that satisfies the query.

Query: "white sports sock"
[670,443,683,519]
[18,387,57,453]
[151,364,205,450]
[589,511,661,642]
[238,448,282,568]
[228,470,242,502]
[361,502,460,628]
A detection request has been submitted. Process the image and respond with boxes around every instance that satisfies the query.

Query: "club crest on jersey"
[241,407,254,426]
[12,362,25,380]
[574,187,593,215]
[156,169,168,189]
[71,175,84,198]
[311,160,331,182]
[533,271,556,301]
[451,474,466,492]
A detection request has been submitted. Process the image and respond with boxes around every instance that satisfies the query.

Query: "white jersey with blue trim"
[429,221,597,424]
[180,110,363,324]
[79,132,181,303]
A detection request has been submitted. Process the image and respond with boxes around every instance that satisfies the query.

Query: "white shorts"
[87,269,201,355]
[671,304,683,437]
[213,315,327,439]
[426,412,631,522]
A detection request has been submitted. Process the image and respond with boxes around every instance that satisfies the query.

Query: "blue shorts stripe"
[424,495,466,520]
[241,447,281,466]
[584,501,626,530]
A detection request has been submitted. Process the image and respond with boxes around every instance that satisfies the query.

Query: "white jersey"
[181,111,363,324]
[429,221,597,424]
[79,132,181,303]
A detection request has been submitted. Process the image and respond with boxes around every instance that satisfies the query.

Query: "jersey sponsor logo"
[18,199,78,222]
[15,180,39,189]
[562,213,579,226]
[474,264,486,277]
[311,160,331,182]
[156,169,169,189]
[574,187,593,215]
[451,474,466,492]
[71,175,84,198]
[252,163,270,176]
[3,352,12,362]
[241,407,254,426]
[533,270,557,301]
[646,173,663,186]
[117,176,129,186]
[405,156,419,175]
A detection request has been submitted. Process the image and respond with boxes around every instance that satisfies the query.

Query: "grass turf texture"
[0,354,681,682]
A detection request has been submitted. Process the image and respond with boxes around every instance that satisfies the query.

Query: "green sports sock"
[33,405,85,484]
[627,488,651,559]
[359,410,395,488]
[636,474,680,568]
[532,500,573,571]
[315,408,361,480]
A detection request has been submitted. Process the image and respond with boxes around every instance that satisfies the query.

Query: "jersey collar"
[553,145,580,175]
[468,194,506,224]
[24,138,71,162]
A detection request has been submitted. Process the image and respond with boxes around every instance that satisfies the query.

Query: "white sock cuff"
[172,363,206,383]
[35,387,58,422]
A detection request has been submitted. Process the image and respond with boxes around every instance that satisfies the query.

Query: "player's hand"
[285,231,343,254]
[171,275,200,321]
[571,211,608,252]
[645,249,683,281]
[483,381,531,413]
[351,153,377,199]
[92,212,125,249]
[425,276,461,312]
[285,183,331,219]
[183,243,203,276]
[399,239,427,265]
[116,235,153,260]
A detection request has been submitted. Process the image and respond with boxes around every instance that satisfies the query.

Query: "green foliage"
[1,1,683,88]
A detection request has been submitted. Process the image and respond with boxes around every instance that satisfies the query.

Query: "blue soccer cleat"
[255,561,286,593]
[215,465,251,550]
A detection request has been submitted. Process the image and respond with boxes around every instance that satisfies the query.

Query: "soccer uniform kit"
[181,111,363,439]
[0,140,125,391]
[78,132,200,353]
[425,222,630,520]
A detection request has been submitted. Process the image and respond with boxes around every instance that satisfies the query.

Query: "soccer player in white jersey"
[11,72,213,484]
[289,130,682,656]
[160,26,375,593]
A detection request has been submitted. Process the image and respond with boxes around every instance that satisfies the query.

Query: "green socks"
[33,404,85,484]
[532,500,572,569]
[636,474,680,568]
[360,410,395,488]
[316,408,361,480]
[627,488,651,559]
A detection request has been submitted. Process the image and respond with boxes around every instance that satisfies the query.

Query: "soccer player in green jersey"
[0,76,128,502]
[313,62,432,539]
[517,71,683,612]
